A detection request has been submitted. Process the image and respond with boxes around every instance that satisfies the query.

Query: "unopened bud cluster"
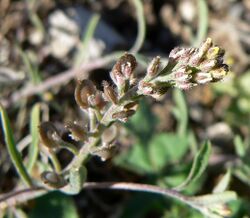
[138,38,229,95]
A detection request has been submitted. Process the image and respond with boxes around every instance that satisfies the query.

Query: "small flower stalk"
[38,38,229,193]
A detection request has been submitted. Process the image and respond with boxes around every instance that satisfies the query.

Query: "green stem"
[49,152,61,173]
[58,140,79,156]
[129,0,146,53]
[193,0,208,46]
[89,108,96,132]
[63,137,100,173]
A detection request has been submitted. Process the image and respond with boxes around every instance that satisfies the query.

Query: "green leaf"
[148,133,189,171]
[18,46,41,85]
[0,104,33,187]
[191,191,237,206]
[114,143,153,174]
[74,13,100,66]
[172,89,188,136]
[233,165,250,186]
[234,135,246,157]
[125,100,157,143]
[213,169,231,193]
[29,192,79,218]
[175,141,211,190]
[27,103,40,173]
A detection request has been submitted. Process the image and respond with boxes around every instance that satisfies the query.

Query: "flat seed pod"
[39,122,60,149]
[75,80,96,109]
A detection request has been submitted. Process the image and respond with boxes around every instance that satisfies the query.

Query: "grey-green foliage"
[175,141,211,191]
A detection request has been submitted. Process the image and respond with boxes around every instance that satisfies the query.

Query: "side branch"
[0,182,192,210]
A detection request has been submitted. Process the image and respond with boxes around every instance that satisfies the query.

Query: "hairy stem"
[0,182,198,211]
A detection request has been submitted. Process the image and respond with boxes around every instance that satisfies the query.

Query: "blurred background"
[0,0,250,217]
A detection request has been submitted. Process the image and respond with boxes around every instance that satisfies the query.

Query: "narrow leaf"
[27,103,40,173]
[191,191,237,206]
[18,47,41,85]
[234,135,245,157]
[213,169,231,193]
[0,104,33,187]
[74,14,100,66]
[175,141,211,190]
[193,0,208,46]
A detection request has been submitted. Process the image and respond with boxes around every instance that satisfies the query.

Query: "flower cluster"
[38,38,229,191]
[138,38,229,96]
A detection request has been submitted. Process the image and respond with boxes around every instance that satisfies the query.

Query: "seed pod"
[65,122,86,141]
[39,122,60,149]
[103,81,118,104]
[75,80,96,109]
[41,171,67,188]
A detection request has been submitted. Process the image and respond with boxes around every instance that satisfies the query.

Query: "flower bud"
[206,46,220,59]
[138,81,154,96]
[172,67,191,81]
[110,70,126,89]
[174,80,196,90]
[199,59,217,72]
[146,56,161,79]
[210,67,228,81]
[111,53,137,80]
[189,38,213,65]
[193,72,213,84]
[199,37,213,58]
